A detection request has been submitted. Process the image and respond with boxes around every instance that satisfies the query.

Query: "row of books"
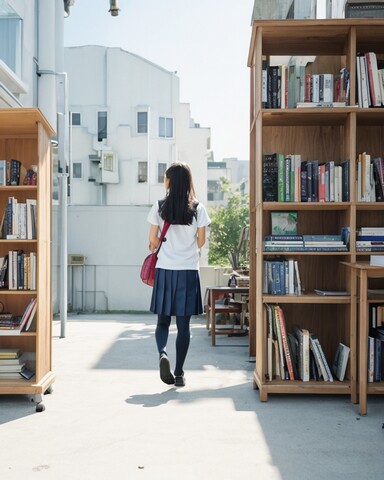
[356,154,384,202]
[368,326,384,383]
[356,52,384,108]
[0,197,37,240]
[0,298,37,335]
[262,61,350,109]
[370,302,384,330]
[262,153,350,203]
[0,159,22,186]
[263,258,302,295]
[356,227,384,252]
[264,231,349,252]
[265,303,350,382]
[0,348,35,379]
[0,251,37,290]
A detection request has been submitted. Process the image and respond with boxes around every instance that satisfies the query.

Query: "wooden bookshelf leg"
[211,292,216,346]
[259,388,268,402]
[359,271,368,416]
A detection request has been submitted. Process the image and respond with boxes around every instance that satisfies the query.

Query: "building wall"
[64,46,210,207]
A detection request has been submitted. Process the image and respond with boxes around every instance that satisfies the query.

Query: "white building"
[207,158,249,207]
[64,45,210,207]
[63,45,211,312]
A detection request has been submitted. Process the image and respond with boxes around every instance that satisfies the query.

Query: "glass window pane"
[73,162,82,179]
[158,163,167,183]
[98,111,107,141]
[159,117,165,137]
[137,112,148,133]
[71,113,81,126]
[166,118,173,138]
[138,161,148,183]
[0,16,21,75]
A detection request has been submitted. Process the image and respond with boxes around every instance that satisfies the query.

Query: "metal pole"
[59,171,69,338]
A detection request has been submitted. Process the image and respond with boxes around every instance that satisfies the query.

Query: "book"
[332,343,350,381]
[314,290,350,296]
[276,306,295,380]
[10,159,21,185]
[270,211,298,235]
[313,334,334,381]
[0,160,6,186]
[262,153,279,201]
[19,297,37,331]
[273,305,287,379]
[296,101,347,108]
[0,362,25,372]
[309,333,329,381]
[293,325,310,381]
[24,298,37,331]
[0,348,21,359]
[265,304,274,381]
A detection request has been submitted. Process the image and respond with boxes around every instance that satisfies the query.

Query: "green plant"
[208,191,249,266]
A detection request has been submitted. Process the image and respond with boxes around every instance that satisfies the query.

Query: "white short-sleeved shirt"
[147,201,211,270]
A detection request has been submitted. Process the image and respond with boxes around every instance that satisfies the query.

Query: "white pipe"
[59,171,69,338]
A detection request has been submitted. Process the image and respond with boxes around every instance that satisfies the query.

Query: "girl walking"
[147,162,210,387]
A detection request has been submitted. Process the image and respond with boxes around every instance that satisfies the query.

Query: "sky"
[64,0,255,163]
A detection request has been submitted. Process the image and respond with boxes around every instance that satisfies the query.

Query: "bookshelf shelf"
[0,108,55,411]
[249,18,384,404]
[263,294,351,304]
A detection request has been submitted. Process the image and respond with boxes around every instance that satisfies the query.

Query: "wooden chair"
[205,288,248,346]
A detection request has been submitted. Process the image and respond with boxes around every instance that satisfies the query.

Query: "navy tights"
[155,314,191,376]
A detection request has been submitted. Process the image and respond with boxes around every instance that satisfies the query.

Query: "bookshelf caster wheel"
[44,386,53,395]
[36,403,45,413]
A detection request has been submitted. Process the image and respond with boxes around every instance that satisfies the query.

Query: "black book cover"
[267,66,279,109]
[341,160,350,201]
[300,161,308,202]
[262,153,278,201]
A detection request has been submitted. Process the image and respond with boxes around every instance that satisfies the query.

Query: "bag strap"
[155,221,170,254]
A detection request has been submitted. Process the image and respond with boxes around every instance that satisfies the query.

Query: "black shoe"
[159,354,175,385]
[174,374,185,387]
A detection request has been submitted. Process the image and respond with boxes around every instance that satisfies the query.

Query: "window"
[158,163,167,183]
[159,117,173,138]
[71,113,81,126]
[0,7,22,76]
[137,112,148,133]
[98,111,107,142]
[138,161,148,183]
[72,162,82,179]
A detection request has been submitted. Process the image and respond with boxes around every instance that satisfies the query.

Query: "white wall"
[64,46,210,207]
[65,206,211,312]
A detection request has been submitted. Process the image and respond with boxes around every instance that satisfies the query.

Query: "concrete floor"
[0,313,383,480]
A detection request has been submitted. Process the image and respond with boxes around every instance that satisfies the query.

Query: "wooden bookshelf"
[248,19,384,403]
[0,108,55,411]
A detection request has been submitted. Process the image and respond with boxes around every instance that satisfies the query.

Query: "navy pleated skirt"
[150,268,203,316]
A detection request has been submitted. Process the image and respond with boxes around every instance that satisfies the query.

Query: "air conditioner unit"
[68,254,86,266]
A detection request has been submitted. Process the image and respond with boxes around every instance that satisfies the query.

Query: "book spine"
[262,153,278,201]
[309,335,328,380]
[314,338,334,381]
[273,306,287,379]
[277,307,295,380]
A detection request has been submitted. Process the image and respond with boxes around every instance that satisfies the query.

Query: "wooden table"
[205,286,249,346]
[344,261,384,415]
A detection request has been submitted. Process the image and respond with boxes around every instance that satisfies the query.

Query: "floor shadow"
[0,395,38,423]
[125,381,255,410]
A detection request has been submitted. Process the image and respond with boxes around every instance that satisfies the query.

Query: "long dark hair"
[158,162,198,225]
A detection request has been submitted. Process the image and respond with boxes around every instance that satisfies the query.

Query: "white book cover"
[323,74,334,102]
[365,52,382,107]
